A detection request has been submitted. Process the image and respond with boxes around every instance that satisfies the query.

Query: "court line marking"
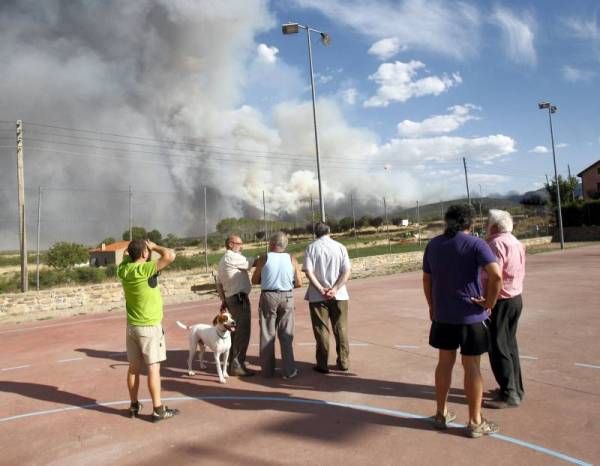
[0,395,591,466]
[0,301,215,335]
[1,365,30,371]
[519,356,538,360]
[394,345,420,349]
[575,363,600,370]
[57,357,84,363]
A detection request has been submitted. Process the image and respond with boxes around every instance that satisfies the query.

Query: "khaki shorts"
[126,324,166,367]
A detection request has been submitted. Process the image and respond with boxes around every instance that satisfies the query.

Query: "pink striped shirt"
[486,232,526,299]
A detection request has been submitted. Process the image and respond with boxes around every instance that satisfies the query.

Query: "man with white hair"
[252,231,303,379]
[483,209,526,409]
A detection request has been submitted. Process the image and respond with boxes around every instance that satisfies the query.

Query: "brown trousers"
[309,300,349,370]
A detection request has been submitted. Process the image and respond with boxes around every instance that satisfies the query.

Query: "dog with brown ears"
[176,312,236,384]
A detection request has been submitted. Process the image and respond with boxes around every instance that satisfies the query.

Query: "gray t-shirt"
[303,236,351,302]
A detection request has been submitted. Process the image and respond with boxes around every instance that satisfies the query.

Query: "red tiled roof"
[90,240,130,253]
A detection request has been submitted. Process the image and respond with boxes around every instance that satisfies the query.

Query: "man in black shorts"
[422,204,503,438]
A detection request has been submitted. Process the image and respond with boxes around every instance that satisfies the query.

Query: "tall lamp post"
[538,101,564,250]
[282,22,330,222]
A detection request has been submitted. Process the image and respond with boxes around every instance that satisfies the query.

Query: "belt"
[262,289,292,293]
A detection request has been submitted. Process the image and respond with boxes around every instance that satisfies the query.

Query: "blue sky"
[1,0,600,247]
[245,0,600,199]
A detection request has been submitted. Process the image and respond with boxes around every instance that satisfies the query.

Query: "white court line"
[57,357,84,363]
[519,355,538,360]
[297,342,315,346]
[575,363,600,370]
[0,301,216,335]
[349,342,370,347]
[394,345,420,349]
[1,365,30,371]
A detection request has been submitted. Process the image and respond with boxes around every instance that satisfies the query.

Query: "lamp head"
[538,101,550,110]
[282,23,299,34]
[320,32,331,46]
[550,105,557,114]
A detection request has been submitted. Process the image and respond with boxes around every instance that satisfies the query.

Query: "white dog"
[176,312,236,384]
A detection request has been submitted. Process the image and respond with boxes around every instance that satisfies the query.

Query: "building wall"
[581,162,600,200]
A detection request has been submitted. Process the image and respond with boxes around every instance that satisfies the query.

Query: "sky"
[0,0,599,247]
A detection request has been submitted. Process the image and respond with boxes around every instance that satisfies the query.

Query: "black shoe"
[152,405,180,422]
[230,367,255,377]
[484,396,520,409]
[129,401,142,418]
[313,365,330,374]
[336,364,349,372]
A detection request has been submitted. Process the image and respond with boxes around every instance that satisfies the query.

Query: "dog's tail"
[175,320,189,330]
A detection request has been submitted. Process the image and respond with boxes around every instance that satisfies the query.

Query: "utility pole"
[478,184,484,235]
[463,157,471,205]
[128,185,133,241]
[203,185,208,272]
[416,200,421,247]
[568,164,576,202]
[36,186,42,291]
[384,196,390,253]
[350,193,358,253]
[16,120,28,292]
[262,191,268,253]
[310,197,315,238]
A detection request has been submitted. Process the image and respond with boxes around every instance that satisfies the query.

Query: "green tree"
[122,226,147,241]
[47,242,89,269]
[545,175,578,206]
[97,237,115,247]
[147,229,162,243]
[338,216,354,232]
[358,215,372,228]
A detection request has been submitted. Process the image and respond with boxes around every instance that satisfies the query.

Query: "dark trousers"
[488,294,524,400]
[225,293,251,370]
[309,300,349,370]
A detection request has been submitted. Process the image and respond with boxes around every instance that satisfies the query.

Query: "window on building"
[597,167,600,175]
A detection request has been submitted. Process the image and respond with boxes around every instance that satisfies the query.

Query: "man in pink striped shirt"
[482,209,526,409]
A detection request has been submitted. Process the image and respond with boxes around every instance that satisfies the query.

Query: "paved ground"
[1,245,599,465]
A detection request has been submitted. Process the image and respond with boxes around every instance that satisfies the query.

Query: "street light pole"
[538,101,564,250]
[283,22,330,222]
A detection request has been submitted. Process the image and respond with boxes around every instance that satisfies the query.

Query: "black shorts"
[429,320,490,356]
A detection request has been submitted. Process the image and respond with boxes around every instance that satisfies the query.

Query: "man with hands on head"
[422,204,503,438]
[303,222,352,374]
[216,234,256,376]
[117,239,178,422]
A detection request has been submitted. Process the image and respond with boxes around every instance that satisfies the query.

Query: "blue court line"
[0,395,592,466]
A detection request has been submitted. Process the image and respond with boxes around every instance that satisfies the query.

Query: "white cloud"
[340,88,358,105]
[562,65,595,82]
[565,17,600,41]
[368,37,406,60]
[529,146,549,154]
[397,104,480,137]
[469,173,510,185]
[492,7,537,66]
[556,143,568,149]
[291,0,481,59]
[379,134,516,163]
[317,73,333,84]
[256,43,279,64]
[364,60,462,107]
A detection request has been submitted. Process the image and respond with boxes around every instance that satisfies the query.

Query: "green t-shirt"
[117,257,163,326]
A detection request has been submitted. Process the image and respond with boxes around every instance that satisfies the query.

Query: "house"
[577,160,600,200]
[89,240,129,267]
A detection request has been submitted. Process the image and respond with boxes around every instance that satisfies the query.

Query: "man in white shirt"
[217,235,255,376]
[303,222,352,373]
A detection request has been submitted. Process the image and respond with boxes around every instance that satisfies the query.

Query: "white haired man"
[303,222,352,374]
[252,231,303,380]
[483,209,526,409]
[217,235,256,376]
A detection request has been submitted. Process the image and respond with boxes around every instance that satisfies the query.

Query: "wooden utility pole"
[568,164,575,202]
[263,191,268,252]
[463,157,471,205]
[16,120,28,292]
[384,196,390,253]
[36,186,42,291]
[128,185,133,241]
[203,185,208,272]
[350,193,358,252]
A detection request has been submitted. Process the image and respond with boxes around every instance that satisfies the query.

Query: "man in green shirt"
[117,239,177,422]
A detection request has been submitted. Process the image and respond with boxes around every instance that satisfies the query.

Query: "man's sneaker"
[152,405,180,423]
[229,366,256,377]
[467,418,499,438]
[129,401,142,418]
[282,368,299,380]
[432,410,456,430]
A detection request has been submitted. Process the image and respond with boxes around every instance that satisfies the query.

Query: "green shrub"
[47,242,89,269]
